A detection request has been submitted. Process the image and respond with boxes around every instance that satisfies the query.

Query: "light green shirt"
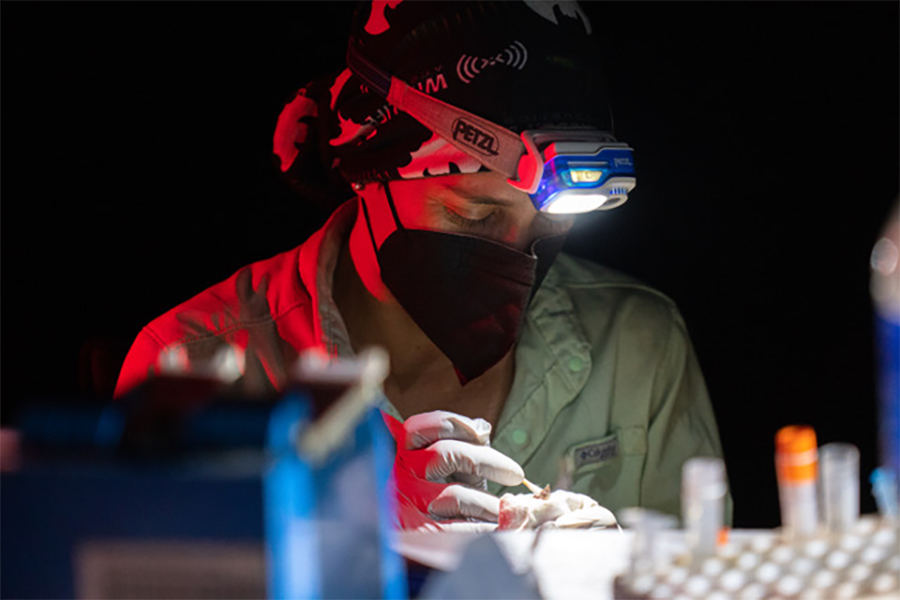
[383,251,732,524]
[119,198,730,524]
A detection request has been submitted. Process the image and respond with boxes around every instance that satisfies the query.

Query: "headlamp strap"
[385,79,523,178]
[347,42,538,189]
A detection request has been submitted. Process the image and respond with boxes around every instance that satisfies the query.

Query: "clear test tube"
[619,508,676,582]
[819,443,860,534]
[776,425,819,540]
[682,457,727,563]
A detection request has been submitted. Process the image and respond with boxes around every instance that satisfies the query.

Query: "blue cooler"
[1,374,407,599]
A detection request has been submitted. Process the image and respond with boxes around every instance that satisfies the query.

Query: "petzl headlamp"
[346,41,636,215]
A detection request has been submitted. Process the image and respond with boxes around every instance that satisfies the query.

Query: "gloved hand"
[383,410,525,531]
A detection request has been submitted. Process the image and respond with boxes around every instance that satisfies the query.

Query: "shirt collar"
[297,199,357,358]
[491,258,593,469]
[297,199,403,421]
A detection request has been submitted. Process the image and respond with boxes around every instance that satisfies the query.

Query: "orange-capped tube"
[776,426,818,482]
[776,425,819,540]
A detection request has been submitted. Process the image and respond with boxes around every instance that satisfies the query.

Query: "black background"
[2,1,898,529]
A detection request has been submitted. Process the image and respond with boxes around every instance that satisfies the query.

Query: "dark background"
[2,1,898,529]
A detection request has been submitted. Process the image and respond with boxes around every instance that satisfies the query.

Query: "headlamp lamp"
[346,41,636,215]
[510,129,636,214]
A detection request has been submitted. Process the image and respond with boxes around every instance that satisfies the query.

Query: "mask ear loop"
[359,181,405,256]
[359,195,380,255]
[381,181,406,232]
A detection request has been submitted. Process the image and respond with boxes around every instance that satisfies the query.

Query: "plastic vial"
[859,544,886,565]
[619,508,676,581]
[854,516,878,535]
[887,553,900,572]
[684,574,711,597]
[755,562,781,584]
[819,443,860,534]
[790,556,817,577]
[667,566,689,586]
[847,563,871,583]
[810,569,837,589]
[682,457,727,563]
[825,549,852,571]
[770,545,795,564]
[870,467,899,520]
[700,557,725,578]
[776,425,819,540]
[719,569,746,592]
[738,582,767,600]
[838,533,864,553]
[872,573,898,595]
[803,539,828,559]
[630,574,655,595]
[750,534,775,554]
[872,525,897,547]
[833,581,859,599]
[776,575,803,597]
[799,588,825,600]
[736,551,761,571]
[718,540,741,560]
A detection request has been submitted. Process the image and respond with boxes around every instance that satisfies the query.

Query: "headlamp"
[509,130,636,214]
[346,41,636,215]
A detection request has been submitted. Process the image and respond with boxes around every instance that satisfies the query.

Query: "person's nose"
[507,213,570,253]
[499,218,535,252]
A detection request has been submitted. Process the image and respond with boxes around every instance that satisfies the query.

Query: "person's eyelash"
[442,206,496,229]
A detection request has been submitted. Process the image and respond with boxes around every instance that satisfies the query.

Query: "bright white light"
[545,193,608,214]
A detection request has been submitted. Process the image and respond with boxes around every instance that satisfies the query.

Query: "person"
[115,0,730,529]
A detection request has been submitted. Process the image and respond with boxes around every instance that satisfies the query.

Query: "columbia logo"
[572,437,619,469]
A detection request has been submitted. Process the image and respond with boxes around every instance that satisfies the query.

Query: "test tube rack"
[614,516,899,599]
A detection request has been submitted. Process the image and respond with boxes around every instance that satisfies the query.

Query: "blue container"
[264,393,406,600]
[1,386,406,599]
[871,202,900,478]
[874,312,900,480]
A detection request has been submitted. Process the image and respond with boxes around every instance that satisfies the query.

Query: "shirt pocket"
[566,426,647,512]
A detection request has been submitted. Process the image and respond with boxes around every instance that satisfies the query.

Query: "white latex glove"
[383,410,525,530]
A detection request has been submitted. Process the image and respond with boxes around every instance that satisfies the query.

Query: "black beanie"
[273,1,611,209]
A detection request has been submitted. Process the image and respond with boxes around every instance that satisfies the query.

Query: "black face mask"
[361,183,566,385]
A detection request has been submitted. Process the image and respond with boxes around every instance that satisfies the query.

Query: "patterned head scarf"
[273,0,611,211]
